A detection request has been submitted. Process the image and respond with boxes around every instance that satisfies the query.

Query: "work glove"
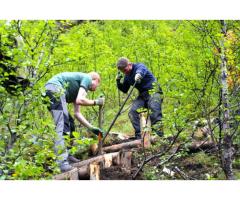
[89,126,105,137]
[135,73,142,83]
[116,71,123,81]
[94,97,105,106]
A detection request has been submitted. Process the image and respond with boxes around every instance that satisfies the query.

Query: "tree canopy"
[0,20,240,180]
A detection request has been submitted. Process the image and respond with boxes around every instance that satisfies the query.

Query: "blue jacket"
[117,63,156,94]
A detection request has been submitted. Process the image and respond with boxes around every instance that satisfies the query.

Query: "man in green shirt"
[45,72,104,172]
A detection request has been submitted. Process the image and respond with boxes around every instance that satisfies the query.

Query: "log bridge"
[53,112,216,180]
[54,113,151,180]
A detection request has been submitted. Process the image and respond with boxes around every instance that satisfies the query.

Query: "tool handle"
[98,132,102,140]
[102,81,137,143]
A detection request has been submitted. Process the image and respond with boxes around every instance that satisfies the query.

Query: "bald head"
[89,72,100,81]
[88,72,100,91]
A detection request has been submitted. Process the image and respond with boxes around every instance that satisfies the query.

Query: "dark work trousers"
[128,91,162,137]
[45,84,75,164]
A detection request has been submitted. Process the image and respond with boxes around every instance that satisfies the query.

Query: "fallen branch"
[132,129,183,179]
[188,140,216,152]
[173,166,193,180]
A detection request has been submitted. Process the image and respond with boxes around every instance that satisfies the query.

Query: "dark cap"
[116,57,130,69]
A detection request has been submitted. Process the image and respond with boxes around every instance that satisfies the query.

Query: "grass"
[103,102,134,137]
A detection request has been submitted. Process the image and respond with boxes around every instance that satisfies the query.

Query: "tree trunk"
[219,20,235,180]
[222,135,235,179]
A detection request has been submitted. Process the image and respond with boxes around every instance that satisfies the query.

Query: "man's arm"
[73,102,92,128]
[135,63,147,78]
[75,87,95,106]
[73,90,105,136]
[116,77,130,93]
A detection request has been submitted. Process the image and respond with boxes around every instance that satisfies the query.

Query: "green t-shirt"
[46,72,92,103]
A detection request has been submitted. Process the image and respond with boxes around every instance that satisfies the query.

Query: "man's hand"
[135,73,142,83]
[94,97,105,106]
[89,126,105,137]
[116,71,123,81]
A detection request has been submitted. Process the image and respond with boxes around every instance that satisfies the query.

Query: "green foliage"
[1,20,240,179]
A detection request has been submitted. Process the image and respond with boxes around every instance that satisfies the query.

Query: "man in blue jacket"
[116,57,163,139]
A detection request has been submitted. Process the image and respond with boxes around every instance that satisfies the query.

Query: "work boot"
[129,133,141,140]
[152,122,164,137]
[155,130,164,137]
[135,133,141,139]
[60,161,73,173]
[68,155,80,163]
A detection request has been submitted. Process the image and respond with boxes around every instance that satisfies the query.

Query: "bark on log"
[101,137,158,153]
[102,139,142,153]
[140,113,152,148]
[72,152,120,168]
[142,132,151,148]
[54,168,79,180]
[120,151,132,169]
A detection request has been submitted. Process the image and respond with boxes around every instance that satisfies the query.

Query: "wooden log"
[102,139,142,153]
[90,143,98,156]
[54,168,79,180]
[98,101,104,155]
[78,165,89,179]
[140,113,151,148]
[101,136,159,153]
[188,140,216,152]
[77,153,121,179]
[142,131,151,148]
[120,151,132,169]
[90,163,100,180]
[140,113,146,131]
[104,153,113,168]
[72,152,120,168]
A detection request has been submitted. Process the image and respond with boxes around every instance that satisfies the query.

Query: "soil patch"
[101,166,133,180]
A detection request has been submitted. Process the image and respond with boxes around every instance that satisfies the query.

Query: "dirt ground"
[99,140,226,180]
[86,135,240,180]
